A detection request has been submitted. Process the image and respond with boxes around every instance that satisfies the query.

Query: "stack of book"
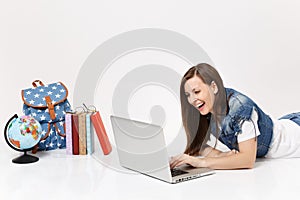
[65,111,112,155]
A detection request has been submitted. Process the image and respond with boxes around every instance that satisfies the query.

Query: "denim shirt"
[218,88,273,157]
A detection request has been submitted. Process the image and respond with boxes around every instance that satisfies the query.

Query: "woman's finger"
[170,154,188,168]
[170,157,184,168]
[169,154,182,166]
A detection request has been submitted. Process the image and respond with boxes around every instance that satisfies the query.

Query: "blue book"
[86,113,94,155]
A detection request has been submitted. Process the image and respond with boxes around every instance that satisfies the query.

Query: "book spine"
[91,111,112,155]
[65,113,73,155]
[72,114,79,155]
[86,113,94,155]
[78,113,87,155]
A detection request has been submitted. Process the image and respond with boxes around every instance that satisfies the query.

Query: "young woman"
[170,63,300,170]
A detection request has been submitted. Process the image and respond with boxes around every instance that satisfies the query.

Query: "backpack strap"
[54,122,66,137]
[32,80,45,87]
[45,96,56,120]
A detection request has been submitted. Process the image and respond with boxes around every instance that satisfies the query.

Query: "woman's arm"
[203,138,257,169]
[201,146,238,158]
[170,137,257,169]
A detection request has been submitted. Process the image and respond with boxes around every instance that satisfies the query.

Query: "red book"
[72,114,79,155]
[90,111,112,155]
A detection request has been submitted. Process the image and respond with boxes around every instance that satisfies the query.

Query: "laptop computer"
[110,115,215,184]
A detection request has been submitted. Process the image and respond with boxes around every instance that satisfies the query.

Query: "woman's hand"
[169,154,206,169]
[170,138,257,170]
[169,150,240,169]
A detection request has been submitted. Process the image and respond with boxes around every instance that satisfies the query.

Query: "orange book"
[90,111,112,155]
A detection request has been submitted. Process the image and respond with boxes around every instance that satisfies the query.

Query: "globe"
[4,114,42,164]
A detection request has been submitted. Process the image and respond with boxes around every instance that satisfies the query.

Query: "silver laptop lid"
[110,115,172,182]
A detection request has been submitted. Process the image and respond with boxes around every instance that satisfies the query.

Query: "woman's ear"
[211,81,218,94]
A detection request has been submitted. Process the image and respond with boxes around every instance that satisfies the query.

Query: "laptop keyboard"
[171,168,188,177]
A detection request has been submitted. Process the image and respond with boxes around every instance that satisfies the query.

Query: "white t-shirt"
[206,109,260,152]
[207,109,300,158]
[266,118,300,158]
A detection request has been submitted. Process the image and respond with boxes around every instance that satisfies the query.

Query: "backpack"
[22,80,72,152]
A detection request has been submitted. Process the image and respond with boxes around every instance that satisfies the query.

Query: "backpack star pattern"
[22,81,72,151]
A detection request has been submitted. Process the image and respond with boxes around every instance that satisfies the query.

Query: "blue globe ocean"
[7,116,42,150]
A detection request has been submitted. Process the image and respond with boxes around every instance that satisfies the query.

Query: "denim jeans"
[280,112,300,126]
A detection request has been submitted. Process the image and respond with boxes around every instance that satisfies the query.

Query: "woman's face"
[184,75,216,115]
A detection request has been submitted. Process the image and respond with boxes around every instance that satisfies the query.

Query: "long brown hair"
[180,63,227,156]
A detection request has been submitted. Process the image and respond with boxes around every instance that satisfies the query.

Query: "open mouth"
[196,102,205,110]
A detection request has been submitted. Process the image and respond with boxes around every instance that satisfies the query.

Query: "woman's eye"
[195,90,200,94]
[185,93,190,97]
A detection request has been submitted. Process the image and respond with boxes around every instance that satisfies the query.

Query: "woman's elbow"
[245,163,254,169]
[238,154,256,169]
[244,158,255,169]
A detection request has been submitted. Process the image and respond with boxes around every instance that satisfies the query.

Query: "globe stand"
[12,151,39,164]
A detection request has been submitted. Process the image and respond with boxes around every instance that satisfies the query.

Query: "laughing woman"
[170,63,300,169]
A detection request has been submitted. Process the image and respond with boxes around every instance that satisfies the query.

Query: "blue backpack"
[22,80,72,152]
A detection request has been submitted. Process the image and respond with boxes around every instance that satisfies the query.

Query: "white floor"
[2,139,300,200]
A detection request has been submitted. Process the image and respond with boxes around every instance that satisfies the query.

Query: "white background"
[1,1,300,199]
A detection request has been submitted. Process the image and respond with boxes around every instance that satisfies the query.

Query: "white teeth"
[196,102,204,108]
